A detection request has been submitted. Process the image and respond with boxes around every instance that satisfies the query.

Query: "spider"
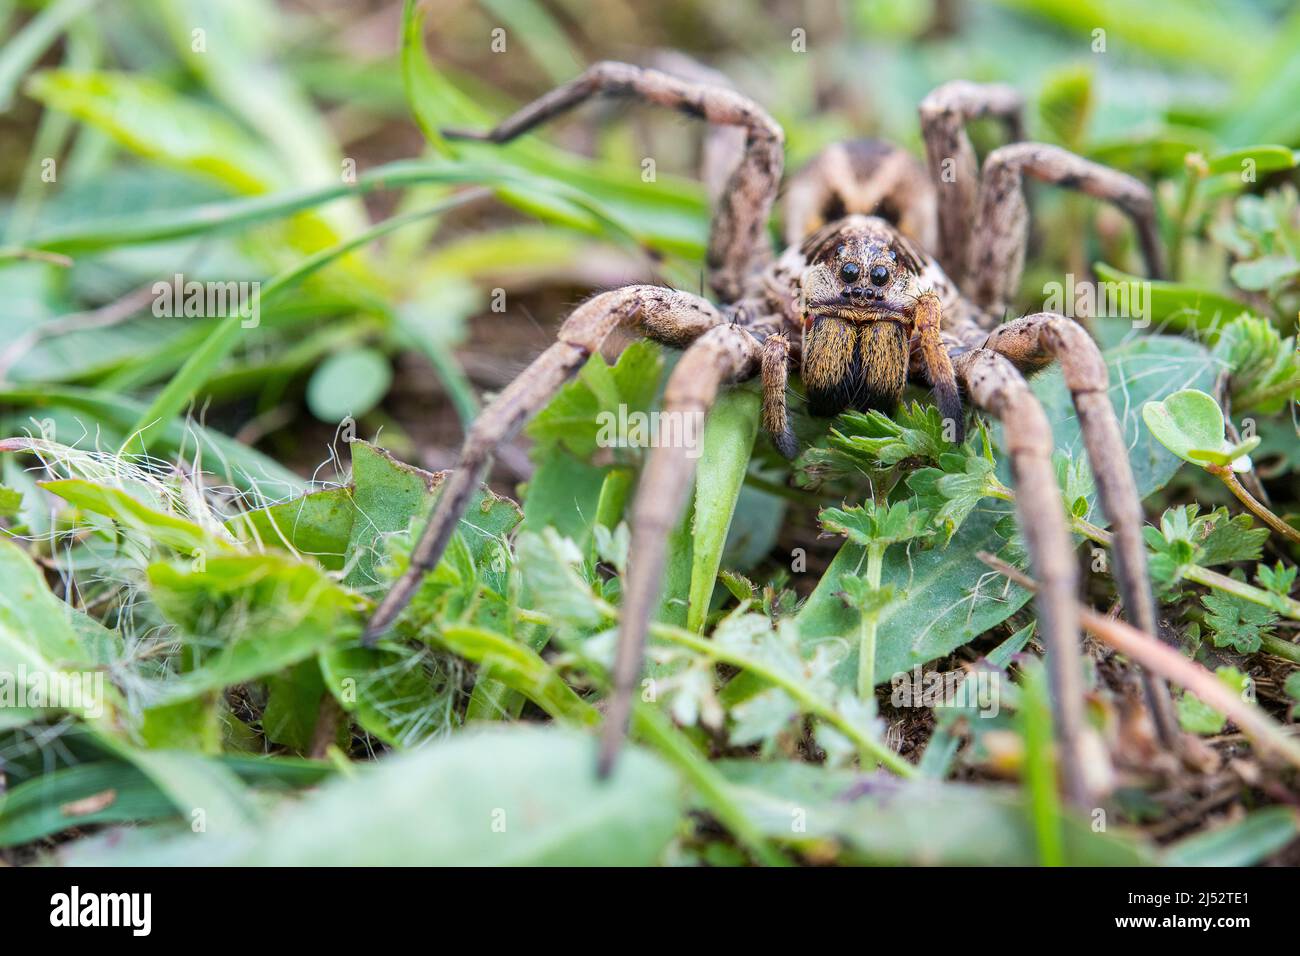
[363,62,1173,804]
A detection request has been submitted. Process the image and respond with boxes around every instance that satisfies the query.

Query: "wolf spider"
[364,62,1172,804]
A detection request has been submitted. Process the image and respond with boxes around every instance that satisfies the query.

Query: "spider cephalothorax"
[796,216,960,435]
[363,62,1172,806]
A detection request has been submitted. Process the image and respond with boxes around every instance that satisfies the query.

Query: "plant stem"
[989,486,1300,622]
[856,540,886,704]
[982,553,1300,772]
[631,704,789,867]
[1208,464,1300,546]
[1170,153,1206,279]
[1260,633,1300,664]
[606,602,915,778]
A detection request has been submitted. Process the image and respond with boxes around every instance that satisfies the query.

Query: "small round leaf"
[307,348,393,423]
[1142,389,1254,472]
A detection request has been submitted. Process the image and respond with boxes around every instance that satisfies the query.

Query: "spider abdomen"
[802,316,908,417]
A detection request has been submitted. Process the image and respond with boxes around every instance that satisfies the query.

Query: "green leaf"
[59,727,683,865]
[516,529,604,630]
[1211,314,1300,415]
[820,499,932,548]
[1177,666,1251,735]
[1142,388,1257,471]
[1205,145,1299,177]
[146,553,359,703]
[1165,807,1300,866]
[688,389,760,631]
[319,644,458,748]
[0,761,177,847]
[799,509,1029,687]
[305,348,393,422]
[1202,591,1277,654]
[41,478,229,556]
[263,661,327,753]
[527,341,664,460]
[1093,263,1247,335]
[0,485,23,517]
[1257,562,1298,597]
[0,538,120,724]
[25,70,281,193]
[345,440,521,594]
[1024,336,1216,503]
[1038,65,1093,149]
[0,754,329,847]
[1229,255,1300,292]
[228,486,355,571]
[713,761,1153,865]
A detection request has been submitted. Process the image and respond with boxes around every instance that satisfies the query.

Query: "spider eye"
[869,264,890,286]
[839,262,861,283]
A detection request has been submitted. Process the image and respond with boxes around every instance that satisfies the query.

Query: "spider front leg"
[919,80,1025,282]
[599,323,762,775]
[984,312,1179,744]
[443,60,784,303]
[971,143,1165,314]
[760,332,798,459]
[911,292,964,440]
[362,286,721,644]
[953,347,1092,808]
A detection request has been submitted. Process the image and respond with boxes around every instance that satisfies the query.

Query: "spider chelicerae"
[362,61,1171,804]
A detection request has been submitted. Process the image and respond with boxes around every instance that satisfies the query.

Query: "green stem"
[856,540,886,703]
[1260,633,1300,664]
[990,487,1300,622]
[524,602,914,778]
[631,704,789,867]
[1209,464,1300,547]
[1170,154,1206,279]
[624,605,915,778]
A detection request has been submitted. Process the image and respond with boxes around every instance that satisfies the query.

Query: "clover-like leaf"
[1142,389,1258,472]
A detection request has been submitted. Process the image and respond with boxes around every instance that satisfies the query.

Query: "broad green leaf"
[146,553,359,703]
[305,348,393,422]
[1165,808,1300,866]
[1093,263,1248,334]
[1229,255,1300,292]
[59,727,684,865]
[799,509,1030,687]
[228,487,355,570]
[25,70,281,193]
[520,451,610,547]
[1026,336,1217,502]
[0,538,119,724]
[802,336,1213,686]
[714,760,1154,865]
[0,754,331,847]
[1142,388,1257,471]
[688,389,760,632]
[41,478,230,555]
[262,660,327,753]
[1205,145,1298,177]
[344,440,522,593]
